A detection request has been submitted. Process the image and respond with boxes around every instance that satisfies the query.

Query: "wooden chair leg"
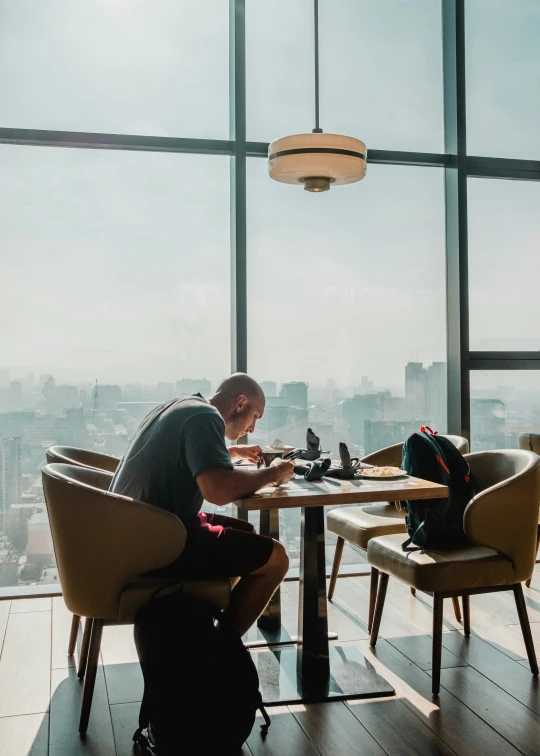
[79,619,104,735]
[432,593,444,696]
[78,618,93,679]
[451,596,462,623]
[513,583,539,676]
[367,567,379,633]
[526,527,540,588]
[410,587,416,596]
[369,572,389,647]
[68,614,81,656]
[328,537,345,601]
[462,595,471,636]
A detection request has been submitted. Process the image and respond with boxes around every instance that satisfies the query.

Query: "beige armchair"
[42,463,232,734]
[326,435,469,631]
[519,433,540,586]
[367,449,540,695]
[46,444,120,473]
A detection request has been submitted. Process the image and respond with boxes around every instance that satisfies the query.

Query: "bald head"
[210,373,265,440]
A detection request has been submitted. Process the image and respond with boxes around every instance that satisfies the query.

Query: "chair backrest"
[41,463,186,620]
[46,445,120,474]
[519,433,540,454]
[361,434,469,467]
[464,449,540,582]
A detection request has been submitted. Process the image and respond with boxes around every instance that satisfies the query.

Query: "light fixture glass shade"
[268,132,367,190]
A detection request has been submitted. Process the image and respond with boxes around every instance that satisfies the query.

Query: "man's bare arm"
[197,460,294,506]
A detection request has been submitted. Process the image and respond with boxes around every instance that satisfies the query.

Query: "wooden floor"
[2,567,540,756]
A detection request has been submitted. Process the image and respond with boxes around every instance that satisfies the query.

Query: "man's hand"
[229,444,263,463]
[270,458,295,486]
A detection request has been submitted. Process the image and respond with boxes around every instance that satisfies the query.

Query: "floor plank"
[0,609,51,717]
[437,664,540,756]
[0,713,49,756]
[49,665,116,755]
[247,706,319,756]
[290,700,389,756]
[0,600,10,655]
[100,624,144,706]
[51,598,76,670]
[356,638,524,756]
[347,696,455,756]
[10,598,52,613]
[441,628,540,714]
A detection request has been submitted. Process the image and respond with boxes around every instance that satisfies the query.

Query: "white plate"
[355,470,409,480]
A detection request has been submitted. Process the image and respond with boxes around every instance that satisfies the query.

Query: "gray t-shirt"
[110,395,233,525]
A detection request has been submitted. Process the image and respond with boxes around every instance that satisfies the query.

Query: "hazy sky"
[0,1,538,390]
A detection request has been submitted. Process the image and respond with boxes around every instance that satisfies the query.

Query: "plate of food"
[355,466,409,480]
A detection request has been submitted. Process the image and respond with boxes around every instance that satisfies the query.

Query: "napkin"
[294,458,331,481]
[306,428,321,452]
[339,442,352,469]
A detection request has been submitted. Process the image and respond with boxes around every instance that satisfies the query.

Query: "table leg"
[257,508,281,633]
[297,505,330,694]
[249,504,395,704]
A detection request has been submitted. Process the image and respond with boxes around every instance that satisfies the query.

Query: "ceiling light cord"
[313,0,322,133]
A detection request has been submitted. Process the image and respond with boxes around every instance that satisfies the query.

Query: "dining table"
[235,472,449,705]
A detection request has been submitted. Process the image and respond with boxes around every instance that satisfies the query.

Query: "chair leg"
[513,584,539,676]
[462,596,471,636]
[68,615,81,656]
[525,527,540,588]
[369,572,389,647]
[78,618,93,679]
[451,596,462,623]
[328,537,345,601]
[410,587,416,596]
[367,567,379,633]
[79,619,104,735]
[432,593,444,696]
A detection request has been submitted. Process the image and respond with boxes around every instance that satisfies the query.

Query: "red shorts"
[150,511,274,580]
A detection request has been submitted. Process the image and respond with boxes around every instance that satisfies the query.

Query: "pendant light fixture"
[268,0,367,192]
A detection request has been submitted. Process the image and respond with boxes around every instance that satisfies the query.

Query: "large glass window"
[466,0,540,160]
[470,371,540,451]
[0,146,230,587]
[247,0,444,152]
[468,178,540,352]
[0,0,229,139]
[246,158,447,569]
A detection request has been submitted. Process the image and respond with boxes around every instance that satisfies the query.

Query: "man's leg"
[226,540,289,637]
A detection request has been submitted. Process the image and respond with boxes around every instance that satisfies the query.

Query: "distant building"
[279,382,308,410]
[342,392,393,447]
[157,382,176,400]
[0,436,21,513]
[405,362,426,418]
[471,399,506,449]
[356,376,374,395]
[176,378,211,397]
[260,381,277,398]
[55,408,87,448]
[425,362,447,433]
[92,384,122,410]
[364,419,429,455]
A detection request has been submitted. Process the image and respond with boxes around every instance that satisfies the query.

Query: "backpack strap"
[259,703,271,738]
[402,521,426,552]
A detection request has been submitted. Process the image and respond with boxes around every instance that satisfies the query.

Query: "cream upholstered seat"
[42,463,232,734]
[368,449,540,695]
[326,435,469,630]
[46,444,120,473]
[519,433,540,586]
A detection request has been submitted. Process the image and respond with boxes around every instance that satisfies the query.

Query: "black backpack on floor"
[133,589,270,755]
[401,427,476,550]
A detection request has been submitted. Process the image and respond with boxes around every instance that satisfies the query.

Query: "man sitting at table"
[110,373,294,635]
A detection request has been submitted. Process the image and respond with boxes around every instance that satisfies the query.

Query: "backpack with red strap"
[401,427,476,551]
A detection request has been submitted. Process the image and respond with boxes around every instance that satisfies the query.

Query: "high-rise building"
[260,381,277,398]
[176,378,211,396]
[364,420,427,455]
[405,362,426,418]
[471,399,506,449]
[425,362,447,432]
[342,392,393,448]
[92,384,122,410]
[279,382,308,410]
[0,436,22,513]
[55,408,87,448]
